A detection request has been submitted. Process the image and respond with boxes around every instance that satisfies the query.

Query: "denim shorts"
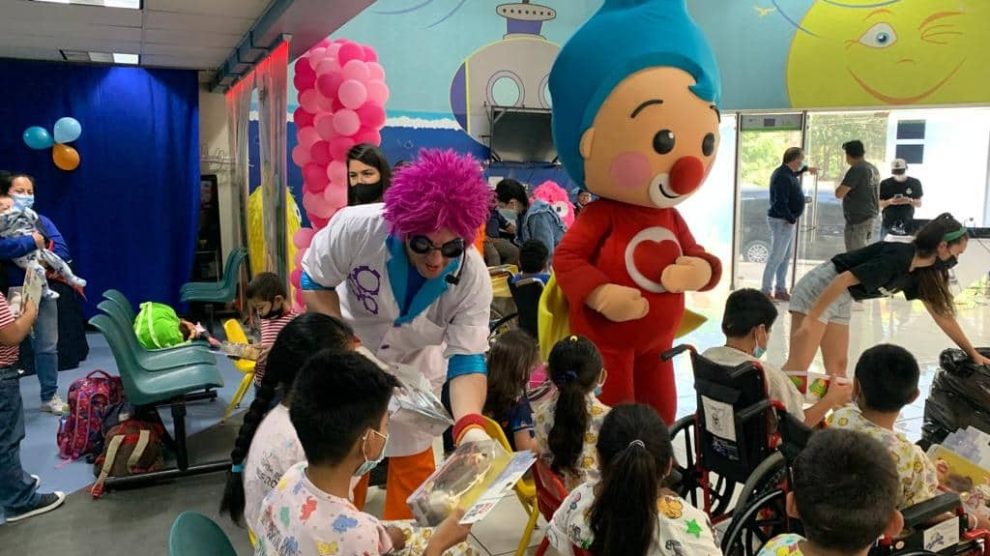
[789,262,853,325]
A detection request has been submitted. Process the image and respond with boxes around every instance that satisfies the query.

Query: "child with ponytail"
[548,404,721,556]
[219,313,357,533]
[534,335,610,489]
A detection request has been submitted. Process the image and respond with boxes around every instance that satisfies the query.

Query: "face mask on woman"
[350,182,383,205]
[12,194,34,211]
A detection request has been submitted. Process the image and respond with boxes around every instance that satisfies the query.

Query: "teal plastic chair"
[168,512,237,556]
[96,300,217,370]
[180,248,247,303]
[102,289,137,324]
[90,314,228,485]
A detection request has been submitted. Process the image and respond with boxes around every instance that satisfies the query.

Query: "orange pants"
[349,448,437,520]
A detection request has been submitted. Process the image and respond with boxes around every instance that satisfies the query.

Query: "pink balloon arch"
[290,38,390,309]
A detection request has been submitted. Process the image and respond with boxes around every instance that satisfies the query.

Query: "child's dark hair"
[245,272,287,301]
[519,240,550,274]
[484,330,539,422]
[854,344,919,413]
[722,288,777,337]
[290,350,400,466]
[913,213,966,316]
[590,404,673,556]
[547,335,603,476]
[793,428,898,551]
[219,313,355,525]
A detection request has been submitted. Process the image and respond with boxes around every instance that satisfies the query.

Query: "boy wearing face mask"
[247,272,299,388]
[702,289,850,427]
[255,349,476,556]
[879,158,923,239]
[0,194,86,299]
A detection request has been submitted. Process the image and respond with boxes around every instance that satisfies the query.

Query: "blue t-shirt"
[493,397,535,450]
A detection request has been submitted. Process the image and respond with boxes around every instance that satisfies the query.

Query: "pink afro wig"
[384,149,493,239]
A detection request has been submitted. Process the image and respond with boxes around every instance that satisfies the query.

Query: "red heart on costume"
[632,239,681,281]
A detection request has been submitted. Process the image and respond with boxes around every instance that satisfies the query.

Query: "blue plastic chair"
[168,512,237,556]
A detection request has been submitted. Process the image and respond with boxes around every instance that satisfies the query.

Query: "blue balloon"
[23,126,53,150]
[53,117,82,144]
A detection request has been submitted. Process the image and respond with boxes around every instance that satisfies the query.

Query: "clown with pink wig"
[301,148,495,520]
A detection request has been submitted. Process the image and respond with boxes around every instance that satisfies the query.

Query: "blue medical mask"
[753,345,767,359]
[12,194,34,211]
[498,208,518,222]
[353,429,388,477]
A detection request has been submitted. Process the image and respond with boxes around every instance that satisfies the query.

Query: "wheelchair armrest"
[902,492,962,530]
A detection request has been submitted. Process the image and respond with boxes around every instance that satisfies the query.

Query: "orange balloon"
[52,144,80,171]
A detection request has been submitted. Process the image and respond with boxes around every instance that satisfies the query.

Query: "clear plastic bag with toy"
[785,371,846,405]
[407,440,513,526]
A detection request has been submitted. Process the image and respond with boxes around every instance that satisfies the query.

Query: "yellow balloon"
[787,0,990,108]
[246,187,301,294]
[52,144,80,171]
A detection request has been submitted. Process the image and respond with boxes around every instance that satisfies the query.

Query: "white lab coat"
[301,203,493,456]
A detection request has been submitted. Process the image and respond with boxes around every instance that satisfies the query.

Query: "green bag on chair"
[134,302,184,349]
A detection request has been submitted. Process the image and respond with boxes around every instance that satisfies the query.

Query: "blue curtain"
[0,59,200,317]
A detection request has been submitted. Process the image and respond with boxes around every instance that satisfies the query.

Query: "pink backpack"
[57,370,124,461]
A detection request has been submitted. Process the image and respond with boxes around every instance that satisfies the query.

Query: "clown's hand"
[453,414,492,447]
[587,284,649,323]
[661,257,713,293]
[459,427,491,446]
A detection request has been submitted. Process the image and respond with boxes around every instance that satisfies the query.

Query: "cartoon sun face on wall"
[786,0,989,108]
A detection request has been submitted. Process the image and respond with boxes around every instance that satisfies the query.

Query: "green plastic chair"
[180,248,247,303]
[102,289,137,324]
[168,512,237,556]
[96,300,217,370]
[90,314,223,406]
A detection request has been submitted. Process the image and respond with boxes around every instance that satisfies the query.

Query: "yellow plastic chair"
[480,416,539,556]
[489,264,519,299]
[222,319,256,422]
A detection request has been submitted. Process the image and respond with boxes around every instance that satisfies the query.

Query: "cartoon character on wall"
[547,0,722,424]
[786,0,989,107]
[531,180,574,229]
[450,1,559,144]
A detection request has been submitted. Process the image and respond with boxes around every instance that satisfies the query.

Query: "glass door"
[796,111,890,284]
[732,113,805,291]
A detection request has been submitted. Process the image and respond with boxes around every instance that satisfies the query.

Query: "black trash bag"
[921,348,990,448]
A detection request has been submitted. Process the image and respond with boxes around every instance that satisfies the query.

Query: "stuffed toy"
[546,0,723,424]
[532,180,575,229]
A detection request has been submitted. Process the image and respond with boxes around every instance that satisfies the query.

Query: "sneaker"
[40,394,66,415]
[30,475,40,490]
[5,492,65,523]
[773,291,791,302]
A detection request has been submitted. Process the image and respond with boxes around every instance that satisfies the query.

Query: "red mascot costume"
[548,0,723,424]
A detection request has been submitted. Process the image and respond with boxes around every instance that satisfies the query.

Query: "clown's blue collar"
[385,235,459,326]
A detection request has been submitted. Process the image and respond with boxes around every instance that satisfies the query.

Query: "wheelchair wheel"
[669,415,736,519]
[721,488,791,556]
[488,308,518,343]
[733,452,787,518]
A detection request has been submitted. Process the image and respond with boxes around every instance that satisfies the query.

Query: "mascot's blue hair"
[549,0,722,185]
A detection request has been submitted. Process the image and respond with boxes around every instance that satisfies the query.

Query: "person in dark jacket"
[495,179,566,261]
[762,147,816,301]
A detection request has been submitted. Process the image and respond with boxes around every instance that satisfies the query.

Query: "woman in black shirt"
[782,213,990,376]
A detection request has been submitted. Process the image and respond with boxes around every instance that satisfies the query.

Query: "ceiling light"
[113,53,139,65]
[33,0,141,9]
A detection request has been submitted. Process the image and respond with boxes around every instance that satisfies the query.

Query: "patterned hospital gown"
[828,404,938,508]
[534,393,611,490]
[757,533,806,555]
[255,462,478,556]
[547,482,721,555]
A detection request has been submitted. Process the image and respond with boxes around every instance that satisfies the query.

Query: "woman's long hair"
[913,213,966,316]
[590,404,673,556]
[546,335,602,476]
[347,143,391,206]
[484,330,538,421]
[219,313,355,526]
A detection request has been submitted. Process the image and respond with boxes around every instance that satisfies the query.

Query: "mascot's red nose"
[670,156,704,196]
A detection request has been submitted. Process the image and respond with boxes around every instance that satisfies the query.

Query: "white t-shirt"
[701,346,805,422]
[548,482,721,556]
[243,404,307,533]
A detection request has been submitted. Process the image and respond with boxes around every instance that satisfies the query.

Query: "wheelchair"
[722,409,990,556]
[487,265,544,343]
[664,345,795,526]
